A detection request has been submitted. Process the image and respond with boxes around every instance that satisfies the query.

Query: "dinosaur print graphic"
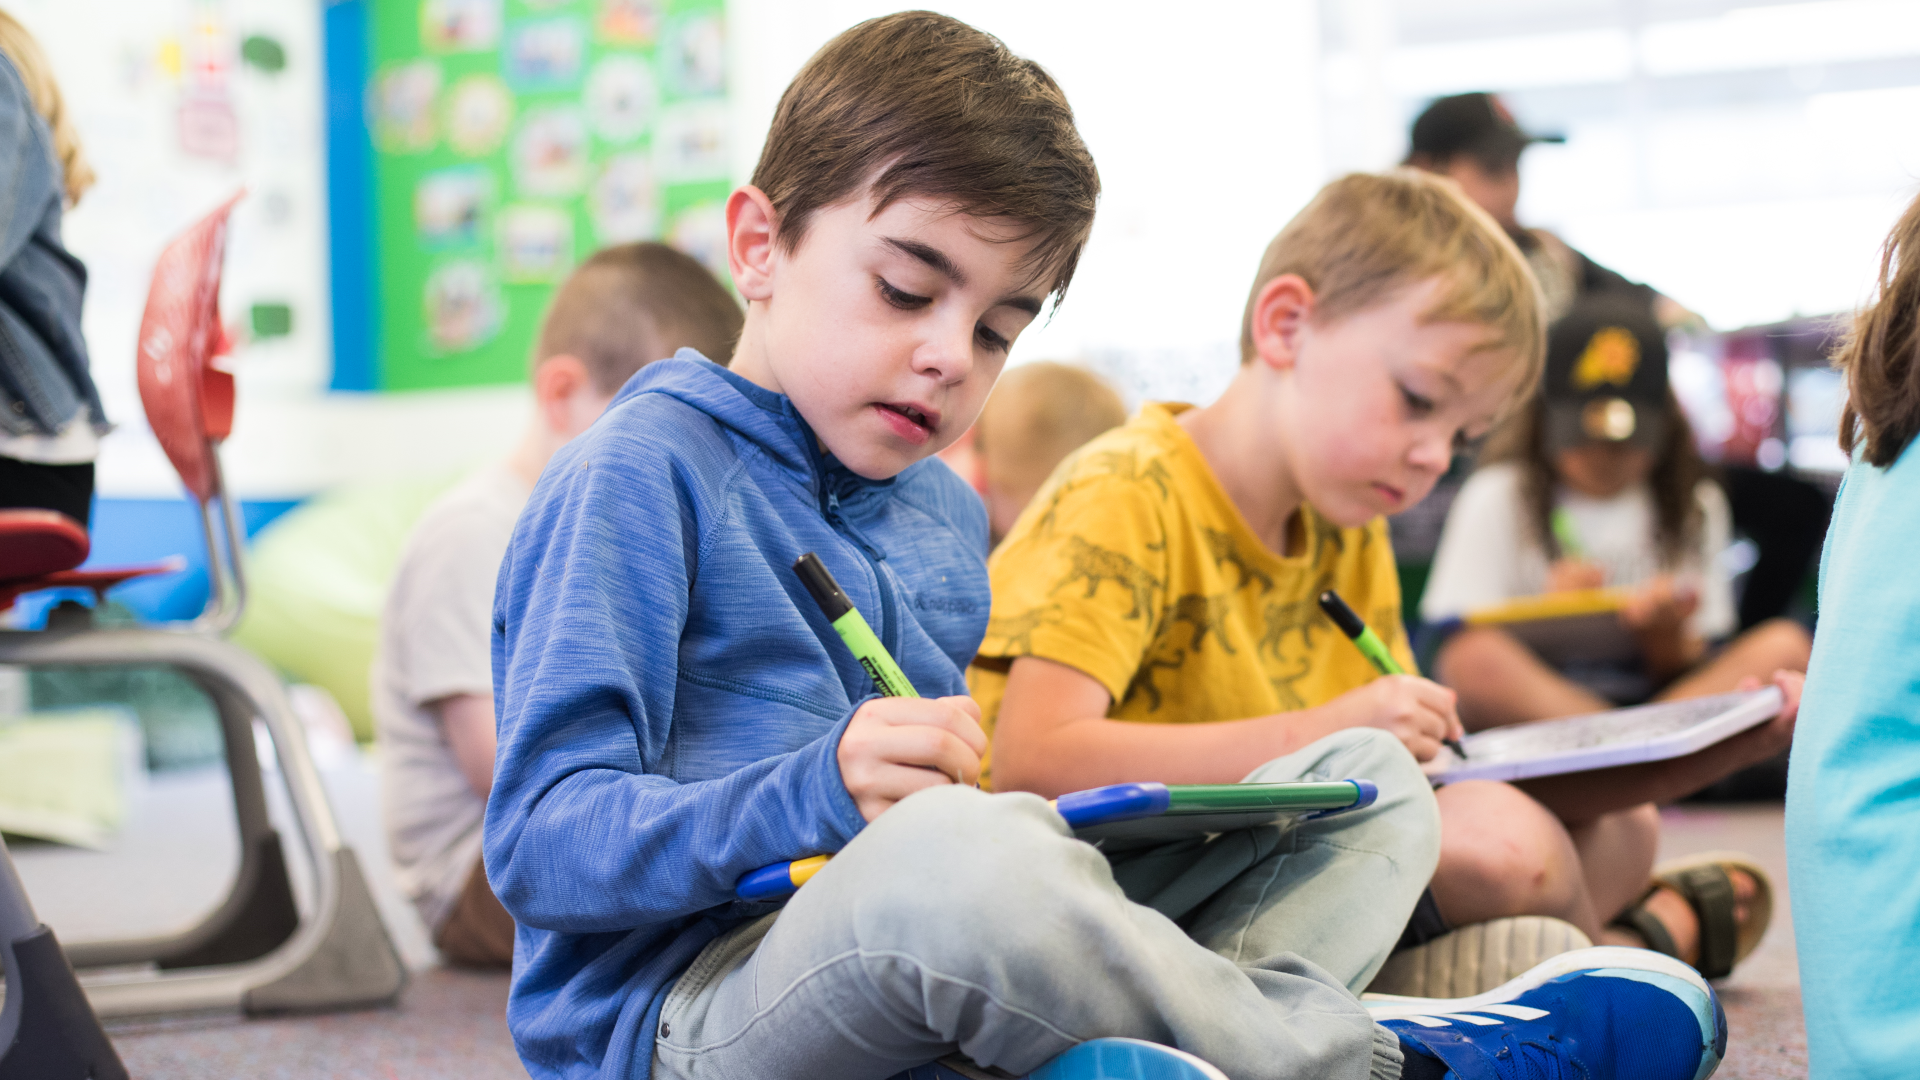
[1125,649,1187,713]
[1078,446,1174,500]
[1305,512,1347,569]
[1268,656,1314,711]
[983,605,1066,655]
[1258,588,1330,661]
[1051,536,1163,620]
[1168,592,1236,654]
[1204,527,1274,594]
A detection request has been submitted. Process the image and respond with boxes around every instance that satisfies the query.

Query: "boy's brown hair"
[1238,170,1544,404]
[750,11,1099,300]
[535,242,743,394]
[1835,191,1920,468]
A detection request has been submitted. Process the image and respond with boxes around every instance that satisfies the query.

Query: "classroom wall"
[727,0,1327,409]
[22,0,1329,513]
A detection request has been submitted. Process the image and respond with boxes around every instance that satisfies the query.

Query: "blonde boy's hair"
[0,12,93,207]
[975,361,1127,488]
[1238,169,1543,405]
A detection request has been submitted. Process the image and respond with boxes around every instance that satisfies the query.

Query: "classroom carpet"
[25,754,1806,1080]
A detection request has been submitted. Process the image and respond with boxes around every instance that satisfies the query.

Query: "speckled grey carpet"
[26,758,1807,1080]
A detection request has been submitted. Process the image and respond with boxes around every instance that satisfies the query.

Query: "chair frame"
[0,192,404,1020]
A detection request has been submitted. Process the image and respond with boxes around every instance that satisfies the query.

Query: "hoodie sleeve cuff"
[809,694,878,845]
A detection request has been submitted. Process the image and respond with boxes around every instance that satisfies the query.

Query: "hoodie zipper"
[822,487,902,663]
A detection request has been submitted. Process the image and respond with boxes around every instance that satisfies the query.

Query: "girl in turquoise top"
[1788,190,1920,1080]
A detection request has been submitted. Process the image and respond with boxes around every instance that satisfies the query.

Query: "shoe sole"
[1026,1038,1230,1080]
[1365,915,1593,999]
[1367,946,1726,1079]
[1365,945,1715,1016]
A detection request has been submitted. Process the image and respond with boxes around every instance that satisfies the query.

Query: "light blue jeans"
[652,728,1437,1080]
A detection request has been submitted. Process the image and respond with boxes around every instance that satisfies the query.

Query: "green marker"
[1318,589,1467,760]
[1551,508,1585,559]
[793,552,918,698]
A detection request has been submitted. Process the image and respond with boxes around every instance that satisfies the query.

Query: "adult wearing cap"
[1405,92,1692,329]
[1406,91,1827,660]
[1417,293,1811,980]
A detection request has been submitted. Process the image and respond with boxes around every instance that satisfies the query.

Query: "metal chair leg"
[0,627,406,1018]
[0,834,128,1080]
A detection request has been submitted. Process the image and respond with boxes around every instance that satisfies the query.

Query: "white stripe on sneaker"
[1475,1004,1550,1021]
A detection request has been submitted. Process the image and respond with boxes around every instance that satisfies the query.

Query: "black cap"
[1542,293,1672,452]
[1408,93,1563,168]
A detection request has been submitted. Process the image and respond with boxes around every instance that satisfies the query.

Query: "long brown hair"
[1835,191,1920,467]
[1479,386,1709,566]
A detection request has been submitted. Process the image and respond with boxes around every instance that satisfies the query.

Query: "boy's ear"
[726,185,779,302]
[534,353,588,421]
[1249,274,1316,374]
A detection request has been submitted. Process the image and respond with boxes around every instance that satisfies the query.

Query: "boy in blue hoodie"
[488,13,1732,1080]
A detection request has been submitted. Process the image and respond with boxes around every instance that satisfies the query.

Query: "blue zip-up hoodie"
[486,353,991,1079]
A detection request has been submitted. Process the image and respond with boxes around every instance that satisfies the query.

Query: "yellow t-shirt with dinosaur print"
[969,402,1415,784]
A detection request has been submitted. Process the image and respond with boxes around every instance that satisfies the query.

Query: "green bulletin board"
[364,0,730,390]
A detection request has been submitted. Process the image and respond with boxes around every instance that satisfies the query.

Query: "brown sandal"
[1610,851,1772,980]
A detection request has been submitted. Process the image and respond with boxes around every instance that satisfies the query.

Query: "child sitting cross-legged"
[976,170,1741,1080]
[489,19,1732,1079]
[1419,294,1807,980]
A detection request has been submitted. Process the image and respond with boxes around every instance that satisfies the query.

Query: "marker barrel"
[793,552,919,698]
[831,609,918,698]
[1351,626,1405,677]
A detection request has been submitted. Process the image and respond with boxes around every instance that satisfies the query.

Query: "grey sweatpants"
[652,727,1439,1080]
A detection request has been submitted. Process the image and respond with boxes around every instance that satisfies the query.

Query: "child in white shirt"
[374,243,741,965]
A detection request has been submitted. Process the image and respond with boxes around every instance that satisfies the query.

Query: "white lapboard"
[1427,687,1783,785]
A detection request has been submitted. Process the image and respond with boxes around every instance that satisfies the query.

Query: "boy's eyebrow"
[883,236,1046,316]
[885,237,966,285]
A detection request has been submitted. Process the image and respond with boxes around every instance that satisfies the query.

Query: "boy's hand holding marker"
[794,553,985,822]
[1318,589,1468,762]
[838,696,985,822]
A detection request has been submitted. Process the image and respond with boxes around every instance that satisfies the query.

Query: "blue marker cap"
[1054,782,1171,829]
[735,862,800,902]
[1303,779,1377,821]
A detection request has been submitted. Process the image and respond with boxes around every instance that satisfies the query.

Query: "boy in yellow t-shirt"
[972,403,1412,732]
[975,170,1672,997]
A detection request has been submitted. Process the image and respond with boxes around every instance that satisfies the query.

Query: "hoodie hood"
[619,350,900,510]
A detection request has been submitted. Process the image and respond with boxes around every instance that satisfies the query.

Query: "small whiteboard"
[1429,687,1783,785]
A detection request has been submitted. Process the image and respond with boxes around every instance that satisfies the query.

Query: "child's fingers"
[942,694,983,723]
[864,721,982,787]
[1398,729,1440,763]
[933,695,989,756]
[861,696,985,752]
[1403,676,1461,728]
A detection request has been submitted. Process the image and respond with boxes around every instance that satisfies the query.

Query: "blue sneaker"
[1027,1038,1228,1080]
[891,1040,1226,1080]
[1368,946,1727,1080]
